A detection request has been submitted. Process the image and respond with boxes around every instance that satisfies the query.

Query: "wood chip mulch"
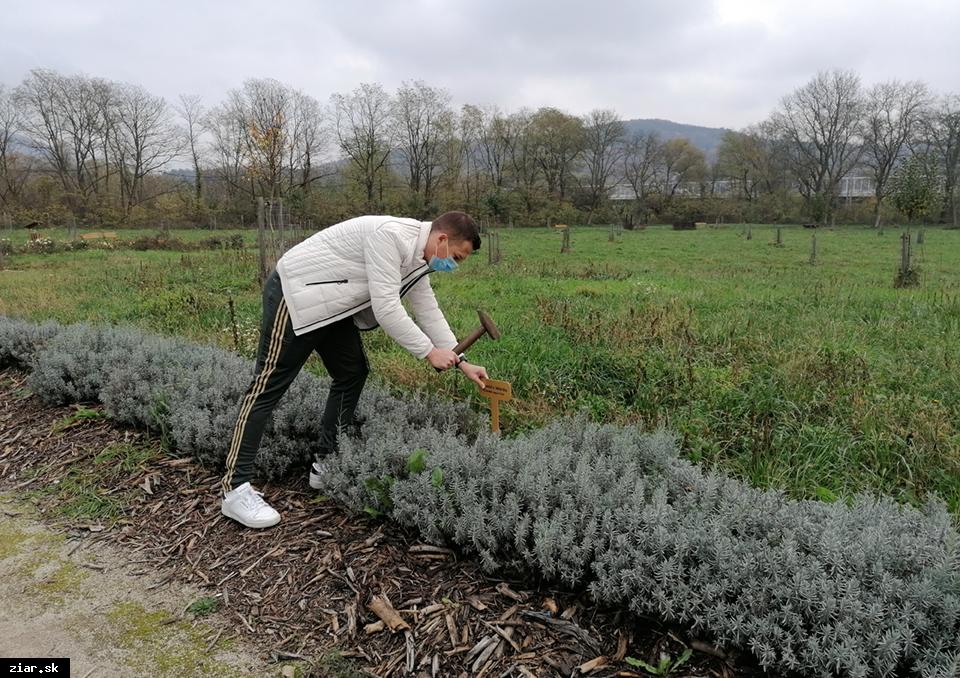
[0,369,765,678]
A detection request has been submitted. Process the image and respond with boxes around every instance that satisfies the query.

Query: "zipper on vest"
[305,279,348,286]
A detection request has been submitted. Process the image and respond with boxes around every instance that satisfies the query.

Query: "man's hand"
[458,361,488,388]
[426,347,459,370]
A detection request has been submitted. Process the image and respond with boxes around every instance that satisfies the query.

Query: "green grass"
[2,223,959,513]
[51,405,106,433]
[24,441,161,524]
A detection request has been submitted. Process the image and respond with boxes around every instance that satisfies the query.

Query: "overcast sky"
[1,0,957,130]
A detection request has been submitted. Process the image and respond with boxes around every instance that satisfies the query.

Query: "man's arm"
[404,274,458,350]
[406,275,489,387]
[363,225,435,358]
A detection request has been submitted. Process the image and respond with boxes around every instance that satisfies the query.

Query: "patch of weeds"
[186,596,221,617]
[11,386,32,399]
[0,523,33,559]
[362,476,394,517]
[94,441,158,473]
[363,449,442,518]
[106,601,247,677]
[406,448,428,474]
[30,442,157,524]
[19,466,43,481]
[277,662,309,678]
[303,652,366,678]
[0,511,61,563]
[31,560,88,603]
[815,485,839,502]
[149,394,174,451]
[51,405,105,433]
[626,648,693,676]
[41,467,125,523]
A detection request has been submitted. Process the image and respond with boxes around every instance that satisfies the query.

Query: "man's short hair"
[431,211,481,251]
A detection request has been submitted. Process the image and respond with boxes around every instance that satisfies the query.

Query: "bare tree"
[579,109,625,222]
[391,81,455,212]
[288,89,327,194]
[921,94,960,228]
[456,105,484,210]
[240,79,290,199]
[658,138,707,198]
[89,77,117,205]
[205,97,250,202]
[505,109,540,216]
[623,131,662,219]
[107,83,181,217]
[429,111,462,206]
[468,105,514,192]
[205,79,319,204]
[331,83,392,209]
[177,94,205,215]
[717,129,763,200]
[530,107,584,199]
[862,80,930,227]
[14,69,110,216]
[771,69,865,225]
[0,85,31,207]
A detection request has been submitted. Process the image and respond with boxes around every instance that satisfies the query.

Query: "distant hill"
[622,118,731,162]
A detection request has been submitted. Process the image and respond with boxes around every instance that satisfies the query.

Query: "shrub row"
[1,315,958,677]
[0,232,245,256]
[130,233,245,251]
[1,236,97,255]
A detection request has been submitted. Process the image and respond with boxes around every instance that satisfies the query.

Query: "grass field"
[2,223,959,513]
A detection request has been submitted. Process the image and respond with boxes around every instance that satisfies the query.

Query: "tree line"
[0,68,957,229]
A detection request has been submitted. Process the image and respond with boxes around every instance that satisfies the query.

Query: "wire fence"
[256,197,316,283]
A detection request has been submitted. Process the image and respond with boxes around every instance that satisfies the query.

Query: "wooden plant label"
[480,379,513,433]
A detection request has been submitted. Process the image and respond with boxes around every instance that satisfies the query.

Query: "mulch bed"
[0,369,764,678]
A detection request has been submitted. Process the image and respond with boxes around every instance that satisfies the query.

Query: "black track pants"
[220,270,368,493]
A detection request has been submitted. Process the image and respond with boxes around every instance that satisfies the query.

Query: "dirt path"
[0,496,270,677]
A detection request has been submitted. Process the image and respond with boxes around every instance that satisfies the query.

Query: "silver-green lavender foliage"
[1,315,958,677]
[0,317,60,370]
[321,380,960,678]
[0,315,474,481]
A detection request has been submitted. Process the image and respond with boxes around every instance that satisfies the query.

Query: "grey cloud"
[1,0,957,129]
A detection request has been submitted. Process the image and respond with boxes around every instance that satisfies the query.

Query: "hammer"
[436,310,500,371]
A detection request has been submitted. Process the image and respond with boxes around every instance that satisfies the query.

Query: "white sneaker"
[221,482,281,528]
[308,461,328,490]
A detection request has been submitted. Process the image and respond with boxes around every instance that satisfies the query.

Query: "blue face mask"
[428,240,458,272]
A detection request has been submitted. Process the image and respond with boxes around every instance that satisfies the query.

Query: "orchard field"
[2,223,959,513]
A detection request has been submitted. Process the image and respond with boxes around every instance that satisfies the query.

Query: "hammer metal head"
[478,310,501,340]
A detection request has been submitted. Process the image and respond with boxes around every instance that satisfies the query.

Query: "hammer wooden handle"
[432,330,483,372]
[453,327,487,354]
